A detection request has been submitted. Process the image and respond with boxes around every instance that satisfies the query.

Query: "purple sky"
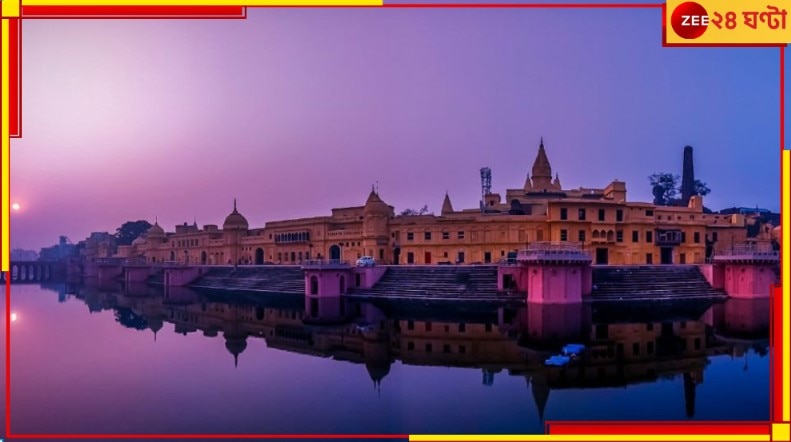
[9,7,785,250]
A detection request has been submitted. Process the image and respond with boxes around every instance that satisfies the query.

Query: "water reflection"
[67,281,769,389]
[14,281,770,434]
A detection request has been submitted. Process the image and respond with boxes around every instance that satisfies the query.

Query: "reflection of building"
[111,141,751,267]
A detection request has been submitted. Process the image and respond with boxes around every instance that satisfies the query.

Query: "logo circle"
[671,2,709,39]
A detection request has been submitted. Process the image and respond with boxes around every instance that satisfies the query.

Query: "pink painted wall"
[698,264,725,289]
[164,267,206,287]
[581,265,593,296]
[354,266,387,289]
[723,264,776,298]
[497,266,529,292]
[526,265,584,304]
[305,269,353,297]
[125,266,156,284]
[97,265,123,281]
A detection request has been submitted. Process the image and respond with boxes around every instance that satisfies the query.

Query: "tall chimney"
[680,145,695,206]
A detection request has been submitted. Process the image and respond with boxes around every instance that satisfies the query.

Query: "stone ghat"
[591,265,728,302]
[147,264,727,302]
[186,266,306,294]
[347,265,520,301]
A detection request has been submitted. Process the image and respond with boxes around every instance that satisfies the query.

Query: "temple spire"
[441,192,454,215]
[531,137,553,190]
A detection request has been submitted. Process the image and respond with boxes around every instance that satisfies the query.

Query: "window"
[457,231,465,240]
[425,322,432,331]
[443,344,451,353]
[425,343,433,352]
[484,252,492,263]
[633,343,640,356]
[457,251,465,263]
[485,323,492,332]
[459,345,467,354]
[407,232,414,241]
[616,209,623,222]
[598,209,605,221]
[379,249,384,259]
[578,208,586,221]
[645,209,654,216]
[560,229,568,241]
[459,323,466,332]
[424,231,432,241]
[407,320,414,330]
[681,232,687,243]
[578,230,586,242]
[647,341,654,354]
[713,232,719,242]
[694,338,701,350]
[632,231,639,243]
[407,342,414,350]
[616,230,623,242]
[647,322,654,331]
[560,208,568,220]
[646,253,653,264]
[442,231,449,240]
[646,231,653,243]
[407,252,414,264]
[694,232,701,243]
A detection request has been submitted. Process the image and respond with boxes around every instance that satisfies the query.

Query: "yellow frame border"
[0,3,787,442]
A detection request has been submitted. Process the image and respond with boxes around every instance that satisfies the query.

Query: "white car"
[356,256,376,267]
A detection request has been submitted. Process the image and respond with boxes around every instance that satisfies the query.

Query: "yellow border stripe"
[21,0,383,5]
[783,149,790,423]
[1,19,9,273]
[409,435,769,441]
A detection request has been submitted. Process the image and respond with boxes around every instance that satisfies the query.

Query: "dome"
[224,333,248,368]
[147,221,165,239]
[132,236,146,246]
[364,188,391,217]
[223,199,249,231]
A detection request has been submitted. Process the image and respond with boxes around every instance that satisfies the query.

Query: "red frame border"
[1,3,785,440]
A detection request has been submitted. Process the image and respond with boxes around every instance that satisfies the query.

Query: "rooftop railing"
[713,243,779,262]
[301,259,351,268]
[516,242,593,263]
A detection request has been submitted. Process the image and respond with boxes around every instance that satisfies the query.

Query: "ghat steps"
[349,266,513,301]
[188,266,305,294]
[591,265,726,301]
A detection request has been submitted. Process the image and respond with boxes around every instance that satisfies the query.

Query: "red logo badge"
[671,2,710,39]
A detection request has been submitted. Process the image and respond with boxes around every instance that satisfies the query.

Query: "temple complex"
[97,140,769,267]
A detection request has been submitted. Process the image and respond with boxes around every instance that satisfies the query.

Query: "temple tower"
[531,138,553,191]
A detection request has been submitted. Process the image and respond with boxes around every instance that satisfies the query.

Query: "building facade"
[114,140,765,266]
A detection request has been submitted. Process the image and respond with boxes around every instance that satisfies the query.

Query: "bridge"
[0,261,66,283]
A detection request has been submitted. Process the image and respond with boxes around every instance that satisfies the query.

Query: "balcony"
[656,229,683,246]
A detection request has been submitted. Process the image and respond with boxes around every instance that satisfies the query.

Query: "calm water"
[1,281,770,439]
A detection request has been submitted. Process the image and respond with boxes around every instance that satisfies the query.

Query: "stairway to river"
[349,265,514,300]
[591,265,726,301]
[189,266,305,294]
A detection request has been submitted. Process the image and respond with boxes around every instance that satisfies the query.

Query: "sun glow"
[11,202,20,211]
[10,312,17,322]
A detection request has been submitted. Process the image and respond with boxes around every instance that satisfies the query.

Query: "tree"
[114,307,148,330]
[648,173,680,206]
[694,179,711,196]
[400,204,431,216]
[115,220,153,246]
[649,174,712,206]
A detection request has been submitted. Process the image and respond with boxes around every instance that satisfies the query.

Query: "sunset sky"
[10,6,786,250]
